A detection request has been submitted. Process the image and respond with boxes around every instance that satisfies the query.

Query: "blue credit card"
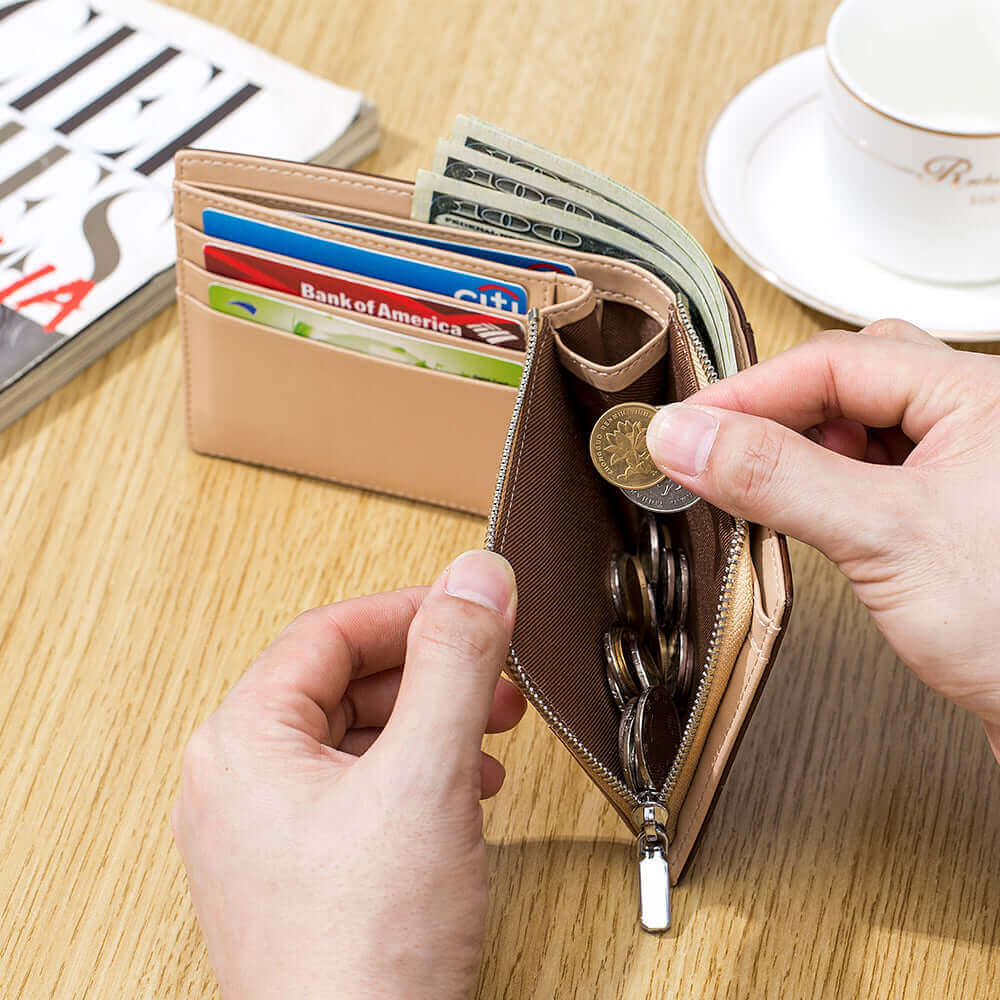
[202,209,531,314]
[319,219,576,276]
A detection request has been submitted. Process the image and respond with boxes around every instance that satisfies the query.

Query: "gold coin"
[589,403,666,491]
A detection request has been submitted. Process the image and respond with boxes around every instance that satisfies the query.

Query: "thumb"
[645,402,913,563]
[382,549,517,776]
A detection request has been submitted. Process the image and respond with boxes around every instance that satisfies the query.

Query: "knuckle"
[721,424,786,510]
[409,607,499,664]
[282,604,358,674]
[861,317,908,340]
[179,722,220,788]
[807,327,852,348]
[286,604,339,643]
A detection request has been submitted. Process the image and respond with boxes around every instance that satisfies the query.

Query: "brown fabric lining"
[557,301,662,366]
[493,302,736,800]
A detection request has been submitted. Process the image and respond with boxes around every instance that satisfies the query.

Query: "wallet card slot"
[188,183,598,295]
[174,150,416,217]
[178,258,526,363]
[174,181,567,311]
[175,220,549,330]
[177,295,517,513]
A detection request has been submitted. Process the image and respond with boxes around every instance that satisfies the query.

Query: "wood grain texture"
[2,0,999,997]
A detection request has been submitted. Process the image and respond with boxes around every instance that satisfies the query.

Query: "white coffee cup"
[824,0,1000,284]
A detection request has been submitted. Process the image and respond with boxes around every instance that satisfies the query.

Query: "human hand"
[172,549,524,1000]
[645,320,1000,758]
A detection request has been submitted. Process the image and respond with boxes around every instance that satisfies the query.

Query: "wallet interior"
[489,291,754,848]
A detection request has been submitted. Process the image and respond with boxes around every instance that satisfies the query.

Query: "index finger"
[228,586,428,729]
[693,329,970,443]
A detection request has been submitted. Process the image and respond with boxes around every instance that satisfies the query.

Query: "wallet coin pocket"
[487,302,754,902]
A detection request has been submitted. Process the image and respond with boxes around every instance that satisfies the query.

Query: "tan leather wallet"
[173,150,793,931]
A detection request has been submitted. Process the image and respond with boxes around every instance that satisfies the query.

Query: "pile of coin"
[603,516,695,793]
[587,399,699,793]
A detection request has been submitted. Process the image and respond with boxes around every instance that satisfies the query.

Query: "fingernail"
[444,550,517,616]
[646,404,719,476]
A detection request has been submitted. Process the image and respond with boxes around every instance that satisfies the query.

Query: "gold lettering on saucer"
[923,156,1000,187]
[924,156,972,184]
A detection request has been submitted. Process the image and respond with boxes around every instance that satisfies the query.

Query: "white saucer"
[699,46,1000,343]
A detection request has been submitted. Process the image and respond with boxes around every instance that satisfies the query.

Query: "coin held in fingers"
[589,403,666,491]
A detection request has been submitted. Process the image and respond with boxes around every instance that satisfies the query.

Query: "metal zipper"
[485,301,748,929]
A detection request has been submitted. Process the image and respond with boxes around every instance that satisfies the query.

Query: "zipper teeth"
[485,301,745,815]
[676,294,719,383]
[506,647,633,799]
[659,517,746,799]
[484,309,540,549]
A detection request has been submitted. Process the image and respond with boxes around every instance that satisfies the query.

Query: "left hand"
[172,549,524,1000]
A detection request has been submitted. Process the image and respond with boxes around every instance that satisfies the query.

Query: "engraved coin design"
[589,403,666,491]
[634,685,682,790]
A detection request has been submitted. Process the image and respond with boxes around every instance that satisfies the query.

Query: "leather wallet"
[173,150,793,930]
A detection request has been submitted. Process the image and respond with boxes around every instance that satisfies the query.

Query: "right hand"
[645,319,1000,759]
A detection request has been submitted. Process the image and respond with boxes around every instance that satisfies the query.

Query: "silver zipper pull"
[634,801,671,933]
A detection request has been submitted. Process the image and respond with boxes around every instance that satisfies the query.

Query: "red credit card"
[203,245,526,351]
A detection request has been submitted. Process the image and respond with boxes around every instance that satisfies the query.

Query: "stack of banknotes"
[412,115,737,378]
[197,116,735,389]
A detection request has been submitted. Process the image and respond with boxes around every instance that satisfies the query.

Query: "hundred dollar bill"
[430,138,729,373]
[411,170,734,375]
[446,116,737,377]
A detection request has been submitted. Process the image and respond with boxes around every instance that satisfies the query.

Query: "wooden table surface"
[3,0,999,997]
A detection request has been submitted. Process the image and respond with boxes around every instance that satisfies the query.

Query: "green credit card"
[208,283,524,388]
